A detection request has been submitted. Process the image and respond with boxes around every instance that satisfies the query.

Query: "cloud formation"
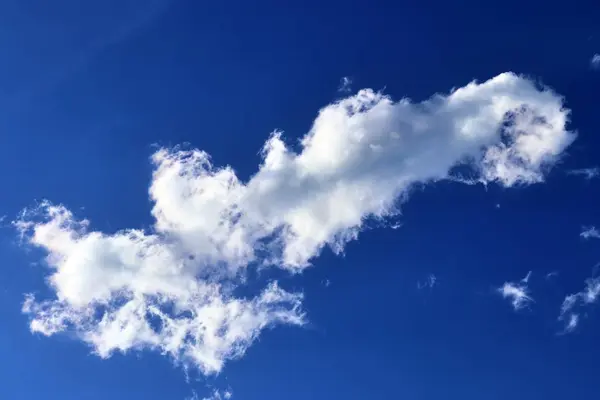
[189,389,232,400]
[418,274,437,290]
[498,272,534,311]
[580,226,600,240]
[591,54,600,70]
[567,167,599,180]
[15,72,574,374]
[559,274,600,332]
[558,228,600,333]
[338,76,353,93]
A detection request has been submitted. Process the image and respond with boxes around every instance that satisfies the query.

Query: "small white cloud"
[583,277,600,303]
[545,271,559,280]
[580,226,600,240]
[187,391,200,400]
[564,313,579,333]
[204,389,232,400]
[591,54,600,69]
[338,76,352,93]
[187,389,232,400]
[567,167,599,180]
[559,274,600,332]
[498,271,533,311]
[418,274,437,290]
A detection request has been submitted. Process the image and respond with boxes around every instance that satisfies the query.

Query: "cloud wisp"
[559,273,600,332]
[498,272,534,311]
[591,54,600,70]
[338,76,353,93]
[14,72,574,374]
[558,228,600,333]
[190,389,233,400]
[581,226,600,240]
[418,274,437,290]
[567,167,599,180]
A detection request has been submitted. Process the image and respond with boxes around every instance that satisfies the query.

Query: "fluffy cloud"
[15,72,574,373]
[498,272,533,311]
[559,274,600,332]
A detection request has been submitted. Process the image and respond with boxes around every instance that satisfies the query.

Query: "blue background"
[1,0,599,398]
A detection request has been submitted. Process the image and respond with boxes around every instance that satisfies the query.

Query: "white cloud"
[559,274,600,332]
[418,273,437,289]
[567,167,599,180]
[521,270,532,284]
[338,76,352,93]
[580,226,600,240]
[498,271,534,311]
[591,54,600,70]
[15,72,574,374]
[16,203,304,375]
[563,313,579,333]
[545,271,559,280]
[189,389,232,400]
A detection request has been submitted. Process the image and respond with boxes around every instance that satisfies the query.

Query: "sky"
[1,1,600,399]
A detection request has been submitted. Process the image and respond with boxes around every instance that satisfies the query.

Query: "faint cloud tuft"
[580,226,600,240]
[591,54,600,70]
[498,271,533,311]
[338,76,353,93]
[418,274,437,290]
[567,167,599,180]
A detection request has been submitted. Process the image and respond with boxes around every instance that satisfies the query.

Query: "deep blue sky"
[1,1,600,399]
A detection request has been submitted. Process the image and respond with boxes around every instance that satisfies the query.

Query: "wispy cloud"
[338,76,353,93]
[14,72,574,374]
[418,274,437,290]
[559,274,600,332]
[188,389,232,400]
[545,271,559,280]
[580,226,600,240]
[567,167,599,180]
[591,54,600,70]
[498,271,534,311]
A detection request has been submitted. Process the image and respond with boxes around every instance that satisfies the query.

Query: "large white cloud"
[15,72,575,374]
